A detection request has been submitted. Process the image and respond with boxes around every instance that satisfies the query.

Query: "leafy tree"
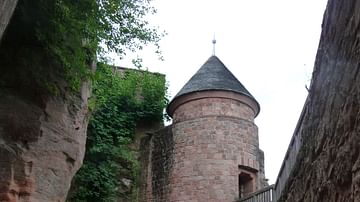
[4,0,164,90]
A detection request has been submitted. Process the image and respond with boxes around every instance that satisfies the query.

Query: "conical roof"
[167,55,259,116]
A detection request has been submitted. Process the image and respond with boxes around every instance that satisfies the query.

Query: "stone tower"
[166,55,267,201]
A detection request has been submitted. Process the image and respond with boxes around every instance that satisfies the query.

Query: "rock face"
[278,0,360,201]
[0,87,90,202]
[0,3,91,201]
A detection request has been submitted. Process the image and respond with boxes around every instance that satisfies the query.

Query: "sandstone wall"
[141,94,265,202]
[170,115,259,201]
[277,0,360,201]
[257,149,267,188]
[141,95,266,201]
[140,126,174,202]
[172,97,255,123]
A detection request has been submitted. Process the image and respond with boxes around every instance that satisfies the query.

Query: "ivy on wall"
[67,64,168,202]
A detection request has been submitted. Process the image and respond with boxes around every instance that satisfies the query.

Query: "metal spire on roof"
[212,34,216,56]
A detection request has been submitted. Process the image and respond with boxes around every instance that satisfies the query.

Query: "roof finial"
[212,34,216,56]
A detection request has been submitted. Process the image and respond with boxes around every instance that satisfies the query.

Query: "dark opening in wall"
[239,172,253,198]
[238,165,258,198]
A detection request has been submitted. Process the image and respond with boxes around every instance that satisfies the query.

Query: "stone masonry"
[141,56,267,202]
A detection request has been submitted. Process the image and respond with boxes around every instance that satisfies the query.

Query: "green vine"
[67,63,168,201]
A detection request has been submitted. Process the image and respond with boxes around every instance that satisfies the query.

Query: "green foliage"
[12,0,164,91]
[67,64,167,202]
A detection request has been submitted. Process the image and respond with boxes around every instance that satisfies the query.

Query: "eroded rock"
[278,0,360,201]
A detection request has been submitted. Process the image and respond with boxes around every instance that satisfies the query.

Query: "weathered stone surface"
[0,80,90,202]
[278,0,360,201]
[0,0,18,42]
[0,5,91,201]
[140,126,174,202]
[142,90,267,202]
[119,121,163,202]
[139,133,153,202]
[0,86,90,202]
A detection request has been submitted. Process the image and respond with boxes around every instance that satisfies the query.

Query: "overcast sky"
[114,0,328,184]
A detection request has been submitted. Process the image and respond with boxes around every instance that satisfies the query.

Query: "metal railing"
[238,185,275,202]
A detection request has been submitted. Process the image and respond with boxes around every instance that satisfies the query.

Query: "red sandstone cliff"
[0,2,91,201]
